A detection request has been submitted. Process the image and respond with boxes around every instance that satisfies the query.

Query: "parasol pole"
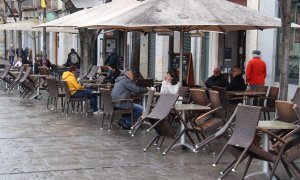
[179,30,184,85]
[123,29,128,70]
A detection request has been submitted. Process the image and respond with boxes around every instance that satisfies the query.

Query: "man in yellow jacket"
[62,66,99,114]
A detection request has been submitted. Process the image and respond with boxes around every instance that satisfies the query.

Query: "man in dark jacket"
[111,70,148,130]
[104,48,119,67]
[205,67,229,88]
[226,68,246,91]
[102,63,121,84]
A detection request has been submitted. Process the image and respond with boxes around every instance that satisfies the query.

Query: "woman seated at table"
[226,68,246,91]
[160,70,180,94]
[14,57,23,67]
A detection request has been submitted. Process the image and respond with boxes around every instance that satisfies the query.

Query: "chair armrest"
[257,97,276,101]
[257,127,286,145]
[194,106,222,123]
[272,126,300,148]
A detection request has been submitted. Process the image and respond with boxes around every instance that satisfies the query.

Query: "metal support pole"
[43,8,47,65]
[179,31,184,85]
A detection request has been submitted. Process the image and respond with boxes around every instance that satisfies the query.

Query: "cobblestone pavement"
[0,64,292,179]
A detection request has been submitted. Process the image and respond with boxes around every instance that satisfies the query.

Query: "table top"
[258,120,298,130]
[227,90,266,96]
[30,74,50,77]
[84,83,113,88]
[174,104,211,111]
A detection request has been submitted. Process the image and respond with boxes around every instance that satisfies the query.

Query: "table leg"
[171,110,197,152]
[245,134,276,180]
[142,95,146,110]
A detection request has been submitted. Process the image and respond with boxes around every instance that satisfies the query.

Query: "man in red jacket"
[246,50,266,89]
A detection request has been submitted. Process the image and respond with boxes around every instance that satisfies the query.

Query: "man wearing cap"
[246,50,266,89]
[111,70,148,130]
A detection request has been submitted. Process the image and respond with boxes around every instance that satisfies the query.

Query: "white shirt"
[14,61,22,67]
[160,80,180,94]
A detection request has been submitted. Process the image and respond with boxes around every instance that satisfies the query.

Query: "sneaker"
[117,119,131,130]
[93,110,104,115]
[50,106,56,111]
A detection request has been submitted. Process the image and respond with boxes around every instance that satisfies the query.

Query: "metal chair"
[79,65,99,82]
[142,93,180,153]
[61,81,88,116]
[178,86,190,103]
[189,89,210,106]
[46,78,65,112]
[99,88,133,130]
[213,104,287,180]
[5,66,24,92]
[257,86,279,119]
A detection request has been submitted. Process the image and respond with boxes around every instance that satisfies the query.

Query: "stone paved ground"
[0,61,292,180]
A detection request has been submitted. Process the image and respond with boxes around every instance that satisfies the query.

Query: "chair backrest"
[276,100,299,123]
[142,89,155,118]
[292,87,300,108]
[212,86,230,113]
[255,85,268,93]
[86,65,99,79]
[178,86,190,102]
[96,75,106,84]
[189,89,209,106]
[61,81,71,101]
[135,78,153,88]
[147,93,179,137]
[38,67,50,75]
[228,104,261,148]
[19,67,32,82]
[99,88,114,114]
[14,66,25,81]
[47,78,59,97]
[266,86,279,107]
[0,64,11,78]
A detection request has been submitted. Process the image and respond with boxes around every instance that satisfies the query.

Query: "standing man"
[246,50,266,89]
[8,44,15,65]
[111,70,148,130]
[205,67,229,88]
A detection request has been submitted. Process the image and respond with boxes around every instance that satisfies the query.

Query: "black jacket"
[226,74,246,91]
[105,49,119,66]
[102,69,121,84]
[205,74,229,88]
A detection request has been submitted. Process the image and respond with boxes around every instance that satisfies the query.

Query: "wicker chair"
[252,85,269,105]
[46,78,65,112]
[178,86,190,103]
[141,93,179,153]
[163,90,226,155]
[79,65,99,82]
[257,86,279,120]
[0,64,12,87]
[213,104,287,180]
[189,89,210,106]
[61,81,89,116]
[99,88,133,130]
[5,66,24,92]
[212,86,232,119]
[129,89,155,136]
[292,87,300,111]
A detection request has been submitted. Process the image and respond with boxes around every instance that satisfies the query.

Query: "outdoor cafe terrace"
[0,63,299,179]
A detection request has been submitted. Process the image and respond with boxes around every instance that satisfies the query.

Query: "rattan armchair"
[257,86,279,120]
[46,78,65,112]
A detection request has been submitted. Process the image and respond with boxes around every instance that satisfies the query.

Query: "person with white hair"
[8,44,15,65]
[246,50,266,89]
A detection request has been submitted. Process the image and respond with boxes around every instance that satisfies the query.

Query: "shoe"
[117,119,131,130]
[50,106,56,111]
[93,110,104,115]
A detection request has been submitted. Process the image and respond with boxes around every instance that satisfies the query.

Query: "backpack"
[70,53,79,64]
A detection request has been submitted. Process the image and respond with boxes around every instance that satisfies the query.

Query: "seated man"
[102,63,121,84]
[205,67,229,88]
[226,68,247,91]
[111,70,148,130]
[62,66,99,114]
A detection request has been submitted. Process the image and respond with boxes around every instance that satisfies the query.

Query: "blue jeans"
[9,56,14,65]
[72,89,98,112]
[120,103,143,126]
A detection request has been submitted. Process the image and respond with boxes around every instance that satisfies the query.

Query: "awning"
[0,19,77,33]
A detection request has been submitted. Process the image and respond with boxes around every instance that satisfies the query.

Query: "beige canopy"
[0,19,77,33]
[79,0,282,32]
[36,0,141,28]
